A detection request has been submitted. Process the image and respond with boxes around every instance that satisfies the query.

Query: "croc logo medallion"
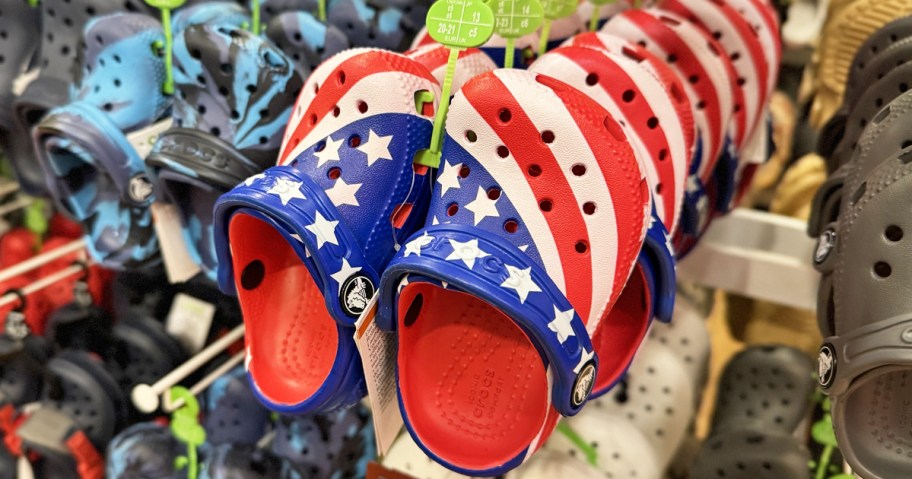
[815,229,837,265]
[572,361,596,408]
[818,344,836,388]
[341,275,375,317]
[129,174,155,204]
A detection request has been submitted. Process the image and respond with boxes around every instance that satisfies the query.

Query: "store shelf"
[678,208,818,312]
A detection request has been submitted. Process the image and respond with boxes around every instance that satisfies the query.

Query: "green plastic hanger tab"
[318,0,327,22]
[145,0,187,95]
[486,0,543,68]
[28,0,39,7]
[251,0,261,34]
[586,0,615,31]
[169,386,206,479]
[556,422,598,467]
[417,0,495,169]
[537,0,576,56]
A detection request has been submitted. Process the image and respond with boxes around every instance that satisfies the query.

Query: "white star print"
[465,186,500,226]
[686,175,700,194]
[404,232,433,257]
[501,265,542,304]
[549,306,577,344]
[330,258,362,292]
[441,281,448,289]
[574,348,595,374]
[432,216,440,225]
[305,212,339,249]
[325,178,362,207]
[518,245,529,252]
[315,136,344,167]
[436,160,463,197]
[357,130,393,166]
[244,173,266,186]
[267,178,306,206]
[445,238,490,269]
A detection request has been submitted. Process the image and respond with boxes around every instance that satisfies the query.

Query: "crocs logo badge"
[128,175,154,204]
[818,344,835,388]
[572,361,596,408]
[815,229,836,265]
[341,275,375,317]
[159,137,229,167]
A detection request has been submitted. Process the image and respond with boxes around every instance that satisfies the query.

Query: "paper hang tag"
[353,294,402,457]
[12,68,39,97]
[165,293,216,354]
[151,202,203,284]
[126,118,173,159]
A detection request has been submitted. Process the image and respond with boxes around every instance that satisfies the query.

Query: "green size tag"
[488,0,543,68]
[489,0,544,38]
[540,0,576,20]
[418,0,495,169]
[427,0,496,49]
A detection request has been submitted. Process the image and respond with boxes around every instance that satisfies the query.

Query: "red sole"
[229,213,338,406]
[397,282,552,470]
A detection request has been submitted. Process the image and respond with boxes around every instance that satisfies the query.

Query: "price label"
[427,0,496,48]
[540,0,577,19]
[489,0,544,38]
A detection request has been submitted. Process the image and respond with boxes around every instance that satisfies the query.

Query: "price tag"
[537,0,577,55]
[353,294,402,456]
[151,202,202,284]
[488,0,544,67]
[417,0,495,169]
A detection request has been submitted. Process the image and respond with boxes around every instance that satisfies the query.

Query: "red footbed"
[229,213,338,406]
[397,282,552,470]
[592,264,652,393]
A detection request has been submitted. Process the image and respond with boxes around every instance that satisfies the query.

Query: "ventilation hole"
[338,71,346,85]
[103,103,112,112]
[586,73,599,86]
[487,188,501,200]
[731,52,741,61]
[572,164,587,176]
[247,84,257,94]
[575,241,589,253]
[218,86,230,97]
[403,294,423,327]
[541,130,555,143]
[310,114,318,125]
[349,135,361,148]
[528,164,542,177]
[504,220,519,233]
[647,117,659,129]
[666,54,677,63]
[499,108,512,123]
[230,110,240,120]
[259,136,268,144]
[447,203,459,216]
[697,100,707,110]
[113,79,121,87]
[873,105,892,124]
[314,140,326,152]
[497,145,510,158]
[190,49,201,59]
[583,202,596,215]
[210,127,221,136]
[874,262,892,278]
[851,182,867,205]
[539,199,553,212]
[358,101,368,113]
[466,130,478,142]
[241,260,265,290]
[656,183,664,195]
[622,89,636,102]
[900,151,912,164]
[886,225,904,242]
[746,435,764,444]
